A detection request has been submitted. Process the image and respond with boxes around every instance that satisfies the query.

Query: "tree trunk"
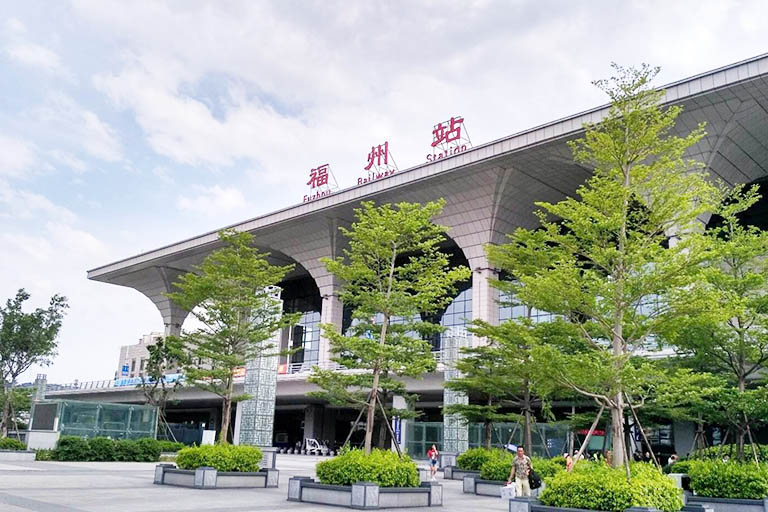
[484,421,492,449]
[220,377,234,444]
[365,314,390,455]
[737,374,746,461]
[611,394,625,469]
[1,383,11,438]
[524,409,533,455]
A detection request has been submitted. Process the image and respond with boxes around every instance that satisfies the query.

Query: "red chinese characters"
[431,116,464,147]
[307,164,330,189]
[364,142,389,171]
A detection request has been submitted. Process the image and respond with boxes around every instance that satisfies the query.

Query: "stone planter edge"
[0,449,36,461]
[508,498,662,512]
[287,476,443,509]
[687,494,768,511]
[153,464,279,489]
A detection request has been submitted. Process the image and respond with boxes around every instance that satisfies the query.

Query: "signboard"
[304,163,338,203]
[393,416,402,444]
[427,116,472,162]
[121,365,129,376]
[577,429,606,436]
[358,141,398,185]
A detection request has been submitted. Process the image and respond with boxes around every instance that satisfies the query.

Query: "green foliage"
[479,454,565,482]
[488,63,720,469]
[456,447,506,471]
[55,436,92,461]
[34,449,54,461]
[540,462,682,512]
[0,289,68,435]
[0,387,33,432]
[88,437,115,461]
[688,460,768,499]
[139,336,183,417]
[157,440,185,452]
[310,201,469,453]
[664,186,768,455]
[667,460,693,474]
[52,436,162,462]
[167,229,299,442]
[0,437,26,450]
[315,448,419,488]
[175,444,262,472]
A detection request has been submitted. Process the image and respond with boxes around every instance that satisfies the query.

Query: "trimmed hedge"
[687,460,768,499]
[480,454,565,481]
[667,460,693,474]
[51,436,163,462]
[316,448,419,488]
[176,444,262,472]
[689,444,768,463]
[0,437,27,450]
[456,447,506,471]
[540,462,682,512]
[157,440,185,452]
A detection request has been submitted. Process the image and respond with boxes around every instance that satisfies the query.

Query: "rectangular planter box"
[687,495,768,512]
[443,466,480,481]
[287,477,442,509]
[154,464,279,489]
[0,450,36,462]
[508,500,656,512]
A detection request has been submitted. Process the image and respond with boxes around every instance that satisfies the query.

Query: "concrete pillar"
[233,401,243,445]
[391,395,409,453]
[303,405,324,442]
[442,330,470,455]
[319,289,343,366]
[471,265,499,326]
[33,374,47,401]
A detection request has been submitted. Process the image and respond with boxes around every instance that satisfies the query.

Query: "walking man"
[506,446,533,497]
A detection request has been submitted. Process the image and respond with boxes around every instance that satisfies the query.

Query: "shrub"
[176,444,263,472]
[540,462,682,512]
[456,447,506,471]
[135,438,162,462]
[55,436,92,461]
[0,437,27,450]
[316,448,419,488]
[157,440,185,452]
[88,437,116,461]
[35,449,55,461]
[688,460,768,499]
[668,460,693,474]
[689,444,768,463]
[479,454,565,481]
[113,439,141,461]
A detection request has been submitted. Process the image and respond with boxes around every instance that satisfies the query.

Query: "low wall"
[0,450,36,462]
[443,466,479,481]
[687,495,768,512]
[26,431,59,450]
[508,498,663,512]
[154,464,279,489]
[287,476,442,509]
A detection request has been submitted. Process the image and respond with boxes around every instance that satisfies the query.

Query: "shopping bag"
[501,484,516,500]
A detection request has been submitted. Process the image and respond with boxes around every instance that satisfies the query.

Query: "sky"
[1,0,767,384]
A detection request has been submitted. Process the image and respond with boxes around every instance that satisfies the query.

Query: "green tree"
[445,318,580,451]
[487,64,720,469]
[167,230,298,443]
[665,186,768,459]
[0,387,33,433]
[310,200,470,454]
[139,336,184,439]
[0,289,68,437]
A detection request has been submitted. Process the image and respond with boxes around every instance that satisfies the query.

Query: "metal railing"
[49,350,448,393]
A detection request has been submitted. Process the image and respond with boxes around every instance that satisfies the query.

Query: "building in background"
[49,54,768,456]
[114,332,164,379]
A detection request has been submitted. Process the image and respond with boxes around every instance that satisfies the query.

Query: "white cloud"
[4,18,26,35]
[0,180,77,224]
[5,42,73,80]
[177,184,249,214]
[50,150,88,173]
[0,134,36,177]
[35,93,123,162]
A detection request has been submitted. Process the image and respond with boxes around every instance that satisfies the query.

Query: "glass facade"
[498,291,555,323]
[31,399,158,440]
[282,276,322,365]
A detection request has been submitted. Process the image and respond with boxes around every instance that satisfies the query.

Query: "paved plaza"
[0,455,509,512]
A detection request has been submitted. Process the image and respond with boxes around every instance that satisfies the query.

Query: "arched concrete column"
[269,217,350,367]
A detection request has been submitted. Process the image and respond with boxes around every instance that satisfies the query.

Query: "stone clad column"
[318,287,343,367]
[442,330,470,459]
[471,265,499,326]
[238,287,282,449]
